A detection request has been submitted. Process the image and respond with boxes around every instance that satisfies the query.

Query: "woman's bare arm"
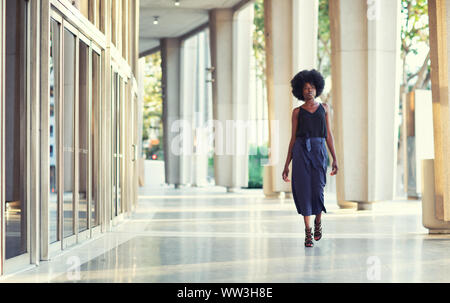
[284,108,299,170]
[322,103,339,175]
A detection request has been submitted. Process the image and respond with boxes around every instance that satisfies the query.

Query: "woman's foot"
[314,219,322,241]
[305,227,314,247]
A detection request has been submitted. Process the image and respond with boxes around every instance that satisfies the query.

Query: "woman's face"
[303,82,316,100]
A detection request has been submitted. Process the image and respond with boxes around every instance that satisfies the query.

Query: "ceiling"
[139,0,247,56]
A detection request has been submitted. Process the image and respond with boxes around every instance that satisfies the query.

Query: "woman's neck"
[304,98,316,105]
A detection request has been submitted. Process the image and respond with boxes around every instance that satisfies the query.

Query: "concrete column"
[161,38,182,187]
[428,0,450,221]
[329,0,401,210]
[403,90,434,198]
[179,32,211,188]
[292,0,318,73]
[422,159,450,232]
[209,7,252,191]
[192,31,209,187]
[179,37,196,186]
[263,0,318,195]
[232,5,253,189]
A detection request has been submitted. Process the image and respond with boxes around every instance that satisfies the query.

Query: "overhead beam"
[139,45,160,58]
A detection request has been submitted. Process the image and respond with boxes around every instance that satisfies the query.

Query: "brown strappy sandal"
[305,227,314,247]
[314,220,322,241]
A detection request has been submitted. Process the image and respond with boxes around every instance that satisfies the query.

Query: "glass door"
[90,46,101,230]
[78,39,88,234]
[111,71,124,219]
[3,0,31,273]
[117,78,124,216]
[0,0,4,275]
[131,93,139,211]
[46,13,98,253]
[61,22,76,246]
[77,32,91,240]
[48,15,61,248]
[111,71,117,219]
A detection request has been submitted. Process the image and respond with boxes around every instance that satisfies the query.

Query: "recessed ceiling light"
[153,16,159,25]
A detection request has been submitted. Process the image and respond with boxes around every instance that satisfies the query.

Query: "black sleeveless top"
[296,103,327,138]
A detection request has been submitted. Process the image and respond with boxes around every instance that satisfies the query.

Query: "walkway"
[2,185,450,283]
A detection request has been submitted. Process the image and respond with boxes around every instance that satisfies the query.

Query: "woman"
[282,69,338,247]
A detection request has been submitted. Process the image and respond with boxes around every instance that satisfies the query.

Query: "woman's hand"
[282,166,290,182]
[330,160,339,176]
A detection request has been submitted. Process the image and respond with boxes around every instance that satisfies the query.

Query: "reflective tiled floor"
[2,185,450,283]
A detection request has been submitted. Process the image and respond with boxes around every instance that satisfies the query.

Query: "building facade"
[0,0,140,275]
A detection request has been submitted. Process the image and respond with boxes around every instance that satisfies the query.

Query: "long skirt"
[291,136,328,216]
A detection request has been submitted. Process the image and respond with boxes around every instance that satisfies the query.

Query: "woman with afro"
[282,69,338,247]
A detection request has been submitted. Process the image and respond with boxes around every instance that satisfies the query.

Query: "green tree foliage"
[316,0,430,97]
[400,0,430,92]
[248,144,268,188]
[253,0,266,82]
[318,0,331,80]
[249,0,269,188]
[317,0,332,104]
[142,52,163,158]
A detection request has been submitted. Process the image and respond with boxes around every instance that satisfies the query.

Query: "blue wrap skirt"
[291,136,328,216]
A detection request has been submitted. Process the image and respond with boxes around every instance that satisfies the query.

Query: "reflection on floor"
[2,184,450,283]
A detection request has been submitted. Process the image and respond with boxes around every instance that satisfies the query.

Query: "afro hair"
[290,69,325,101]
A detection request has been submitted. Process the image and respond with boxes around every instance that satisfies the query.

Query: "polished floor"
[2,184,450,283]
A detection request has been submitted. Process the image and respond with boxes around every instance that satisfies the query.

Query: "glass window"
[63,28,76,238]
[117,79,122,215]
[111,0,116,45]
[99,0,105,33]
[79,0,89,19]
[91,51,100,227]
[122,0,127,59]
[5,0,28,259]
[49,19,60,243]
[78,40,89,232]
[112,71,117,218]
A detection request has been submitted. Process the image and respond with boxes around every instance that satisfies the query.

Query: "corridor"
[1,185,449,283]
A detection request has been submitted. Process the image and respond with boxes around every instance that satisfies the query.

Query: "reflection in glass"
[5,0,28,259]
[49,18,60,243]
[111,74,123,217]
[111,0,116,45]
[117,80,122,215]
[112,72,117,218]
[91,52,100,227]
[133,95,139,210]
[79,40,89,232]
[63,28,76,238]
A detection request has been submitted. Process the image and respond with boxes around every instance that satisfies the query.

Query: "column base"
[226,187,240,193]
[263,165,275,196]
[357,202,373,211]
[337,200,357,209]
[421,159,450,232]
[407,195,421,200]
[264,192,282,199]
[429,229,450,234]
